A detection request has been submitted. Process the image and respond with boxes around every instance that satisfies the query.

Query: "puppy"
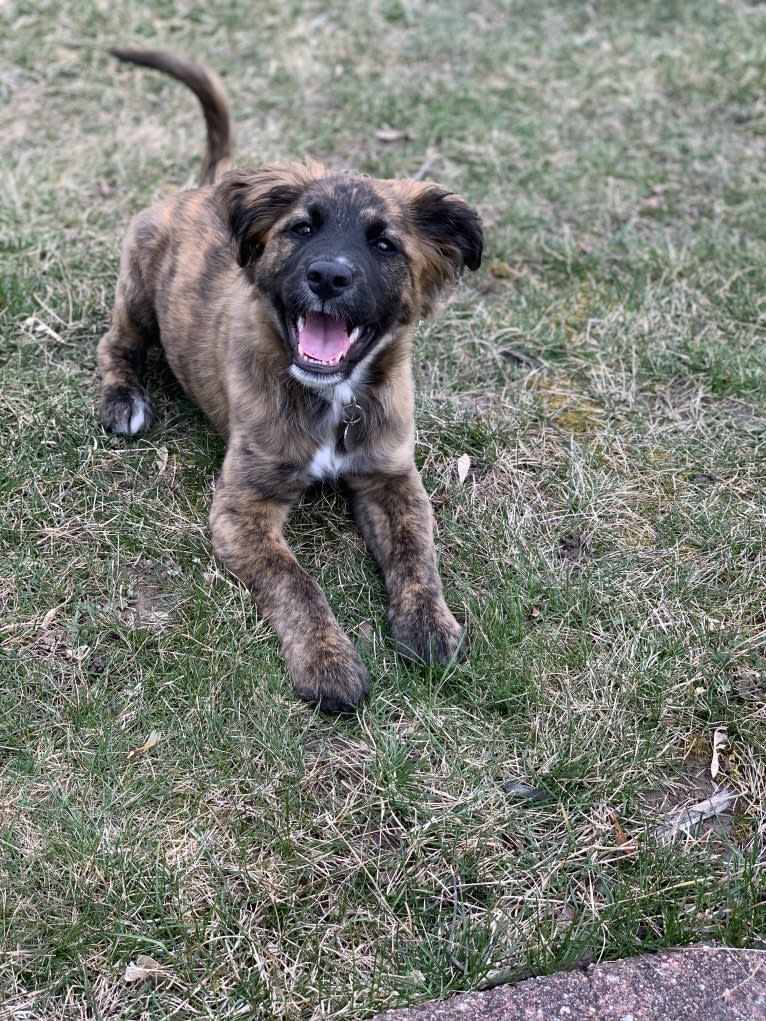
[98,50,483,711]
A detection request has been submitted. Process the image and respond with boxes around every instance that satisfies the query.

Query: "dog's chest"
[306,385,361,482]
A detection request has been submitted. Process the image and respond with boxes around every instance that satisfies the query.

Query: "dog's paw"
[390,600,465,664]
[99,383,154,435]
[286,631,370,713]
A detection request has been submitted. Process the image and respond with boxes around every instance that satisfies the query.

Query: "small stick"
[413,152,439,181]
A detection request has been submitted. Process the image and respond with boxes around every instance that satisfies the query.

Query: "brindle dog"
[98,50,483,711]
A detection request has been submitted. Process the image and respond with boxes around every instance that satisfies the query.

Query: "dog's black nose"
[306,259,353,300]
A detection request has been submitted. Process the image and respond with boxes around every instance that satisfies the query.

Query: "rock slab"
[372,947,765,1021]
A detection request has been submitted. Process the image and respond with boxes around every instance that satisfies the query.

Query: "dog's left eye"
[290,221,314,237]
[373,237,397,253]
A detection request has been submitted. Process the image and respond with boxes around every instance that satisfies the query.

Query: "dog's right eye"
[290,221,314,237]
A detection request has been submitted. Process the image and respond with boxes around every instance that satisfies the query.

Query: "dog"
[97,50,483,711]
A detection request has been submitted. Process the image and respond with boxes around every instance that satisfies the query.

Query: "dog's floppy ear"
[217,162,324,266]
[391,181,483,315]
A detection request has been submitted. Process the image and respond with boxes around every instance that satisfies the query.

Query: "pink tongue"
[298,312,350,362]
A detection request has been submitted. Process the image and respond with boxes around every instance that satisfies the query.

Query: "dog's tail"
[110,48,234,185]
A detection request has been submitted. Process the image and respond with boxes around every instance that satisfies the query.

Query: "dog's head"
[217,162,482,390]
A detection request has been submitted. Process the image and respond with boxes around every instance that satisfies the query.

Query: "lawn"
[1,0,764,1017]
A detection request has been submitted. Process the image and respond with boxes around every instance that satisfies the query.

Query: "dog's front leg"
[210,460,369,712]
[348,468,464,663]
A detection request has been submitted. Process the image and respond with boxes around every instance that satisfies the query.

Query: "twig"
[413,152,439,181]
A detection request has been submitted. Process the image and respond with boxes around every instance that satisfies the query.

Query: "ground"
[0,1,764,1018]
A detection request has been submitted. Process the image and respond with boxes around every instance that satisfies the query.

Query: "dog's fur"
[98,50,483,711]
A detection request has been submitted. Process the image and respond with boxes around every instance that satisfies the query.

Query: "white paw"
[99,385,154,435]
[126,398,150,435]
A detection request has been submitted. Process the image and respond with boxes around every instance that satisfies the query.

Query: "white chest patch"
[308,442,351,481]
[306,384,358,481]
[303,374,374,481]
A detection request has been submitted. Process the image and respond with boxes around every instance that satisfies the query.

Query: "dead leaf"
[500,780,551,803]
[127,729,161,760]
[610,810,638,856]
[558,901,577,923]
[528,606,541,620]
[39,606,59,630]
[653,788,736,844]
[65,644,90,663]
[638,194,662,214]
[155,446,169,475]
[375,127,410,142]
[97,179,114,198]
[355,619,374,654]
[456,454,471,484]
[123,954,170,983]
[710,725,728,779]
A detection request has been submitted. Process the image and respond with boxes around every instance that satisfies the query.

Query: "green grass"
[1,0,765,1017]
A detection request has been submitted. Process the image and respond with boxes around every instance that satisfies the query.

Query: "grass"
[1,0,765,1017]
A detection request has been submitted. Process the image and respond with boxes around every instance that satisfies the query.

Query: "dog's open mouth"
[291,311,366,375]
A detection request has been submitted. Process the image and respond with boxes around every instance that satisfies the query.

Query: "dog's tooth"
[348,326,361,345]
